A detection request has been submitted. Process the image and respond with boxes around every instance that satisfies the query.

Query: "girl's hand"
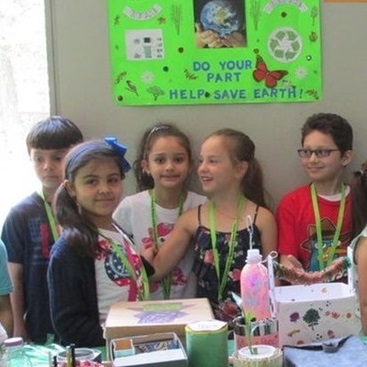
[281,254,304,269]
[140,243,156,264]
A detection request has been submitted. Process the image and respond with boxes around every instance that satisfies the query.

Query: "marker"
[66,346,72,367]
[70,343,76,367]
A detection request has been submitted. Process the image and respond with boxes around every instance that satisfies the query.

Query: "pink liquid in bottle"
[240,249,271,320]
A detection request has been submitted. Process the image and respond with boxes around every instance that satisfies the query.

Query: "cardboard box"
[110,332,187,367]
[104,298,213,358]
[268,252,360,346]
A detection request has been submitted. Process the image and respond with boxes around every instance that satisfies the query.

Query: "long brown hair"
[54,140,126,257]
[206,128,270,208]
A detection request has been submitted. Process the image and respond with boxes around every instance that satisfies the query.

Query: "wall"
[46,1,367,207]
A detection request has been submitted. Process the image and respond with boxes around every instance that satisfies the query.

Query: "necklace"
[38,190,59,242]
[98,226,149,301]
[150,189,184,299]
[209,195,246,301]
[310,183,346,270]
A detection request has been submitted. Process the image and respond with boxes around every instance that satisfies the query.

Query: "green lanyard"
[38,190,59,242]
[150,189,184,299]
[209,196,245,301]
[98,229,150,301]
[310,183,346,270]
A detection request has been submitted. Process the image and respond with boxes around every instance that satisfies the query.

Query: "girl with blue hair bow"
[47,138,153,347]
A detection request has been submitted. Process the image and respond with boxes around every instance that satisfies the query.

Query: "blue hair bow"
[104,136,131,173]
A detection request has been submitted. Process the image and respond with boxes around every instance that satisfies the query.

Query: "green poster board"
[107,0,322,106]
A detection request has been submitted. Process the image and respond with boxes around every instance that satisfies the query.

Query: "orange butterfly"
[253,54,288,88]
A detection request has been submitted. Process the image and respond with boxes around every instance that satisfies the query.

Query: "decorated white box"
[273,282,360,346]
[268,252,360,346]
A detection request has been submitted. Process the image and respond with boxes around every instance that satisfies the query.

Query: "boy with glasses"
[276,113,353,280]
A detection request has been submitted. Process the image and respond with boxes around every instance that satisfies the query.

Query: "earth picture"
[200,0,242,37]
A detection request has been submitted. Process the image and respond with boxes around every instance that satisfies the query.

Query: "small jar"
[3,337,32,367]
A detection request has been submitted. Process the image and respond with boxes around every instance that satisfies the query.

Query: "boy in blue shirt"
[0,240,13,341]
[1,116,83,343]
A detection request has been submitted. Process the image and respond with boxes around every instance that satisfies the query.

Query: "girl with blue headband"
[47,138,153,347]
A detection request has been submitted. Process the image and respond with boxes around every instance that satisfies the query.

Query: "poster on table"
[107,0,322,106]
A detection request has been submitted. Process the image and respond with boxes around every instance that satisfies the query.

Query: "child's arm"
[0,294,12,338]
[47,243,105,347]
[355,237,367,335]
[257,207,277,258]
[8,263,28,340]
[279,254,304,269]
[150,209,196,281]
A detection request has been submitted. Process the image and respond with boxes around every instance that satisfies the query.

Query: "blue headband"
[104,136,131,173]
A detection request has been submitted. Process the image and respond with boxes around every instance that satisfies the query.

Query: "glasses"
[297,148,340,158]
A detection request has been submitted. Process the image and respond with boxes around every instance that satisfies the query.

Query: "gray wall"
[47,2,367,208]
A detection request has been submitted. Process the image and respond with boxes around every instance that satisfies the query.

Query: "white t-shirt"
[95,228,145,325]
[113,190,207,300]
[349,226,367,323]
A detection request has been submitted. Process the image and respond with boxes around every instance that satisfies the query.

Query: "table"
[24,341,235,366]
[25,337,367,366]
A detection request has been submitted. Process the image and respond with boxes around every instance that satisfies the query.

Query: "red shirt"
[276,184,352,271]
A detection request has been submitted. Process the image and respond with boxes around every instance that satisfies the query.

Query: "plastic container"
[3,337,32,367]
[57,348,96,363]
[240,249,271,320]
